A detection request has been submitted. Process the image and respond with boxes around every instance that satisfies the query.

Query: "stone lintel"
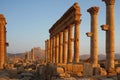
[101,25,109,31]
[86,32,93,37]
[87,6,99,15]
[102,0,115,5]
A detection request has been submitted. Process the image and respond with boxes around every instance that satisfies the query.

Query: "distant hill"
[7,47,45,60]
[7,50,120,61]
[80,53,120,60]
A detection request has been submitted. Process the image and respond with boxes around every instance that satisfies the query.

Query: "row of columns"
[45,21,81,64]
[86,0,115,73]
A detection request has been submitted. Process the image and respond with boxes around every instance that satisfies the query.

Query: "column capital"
[102,0,115,5]
[87,6,99,15]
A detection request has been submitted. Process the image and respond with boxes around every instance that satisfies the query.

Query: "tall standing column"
[63,29,67,64]
[87,7,99,67]
[102,0,115,72]
[59,32,63,64]
[74,21,80,63]
[0,14,6,69]
[55,35,59,64]
[68,24,73,63]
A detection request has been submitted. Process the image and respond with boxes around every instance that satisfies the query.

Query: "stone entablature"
[49,2,81,38]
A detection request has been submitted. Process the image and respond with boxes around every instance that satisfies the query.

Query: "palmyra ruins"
[0,0,120,80]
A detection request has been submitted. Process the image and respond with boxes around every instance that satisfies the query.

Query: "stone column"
[0,14,6,69]
[68,24,73,63]
[55,35,59,64]
[31,48,35,61]
[47,39,50,63]
[50,38,53,63]
[45,40,48,63]
[86,7,99,67]
[74,21,80,63]
[59,32,63,64]
[52,37,55,63]
[102,0,115,72]
[63,29,68,64]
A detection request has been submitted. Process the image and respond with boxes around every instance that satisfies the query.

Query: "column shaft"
[74,22,80,63]
[59,32,63,64]
[63,29,67,64]
[52,37,55,63]
[87,7,99,67]
[106,4,115,70]
[68,24,73,63]
[50,38,53,63]
[55,35,59,64]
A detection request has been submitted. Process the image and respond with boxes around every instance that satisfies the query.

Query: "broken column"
[0,14,7,69]
[86,6,99,67]
[101,0,115,72]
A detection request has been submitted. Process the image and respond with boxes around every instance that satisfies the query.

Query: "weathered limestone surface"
[0,14,7,69]
[86,6,99,68]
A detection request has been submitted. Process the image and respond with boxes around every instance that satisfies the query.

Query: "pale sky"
[0,0,120,54]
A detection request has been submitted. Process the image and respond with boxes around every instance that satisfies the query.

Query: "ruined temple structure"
[46,2,81,64]
[86,6,99,68]
[101,0,116,75]
[42,0,119,79]
[0,14,7,69]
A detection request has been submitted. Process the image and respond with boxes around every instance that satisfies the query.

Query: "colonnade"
[45,3,81,64]
[45,21,81,64]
